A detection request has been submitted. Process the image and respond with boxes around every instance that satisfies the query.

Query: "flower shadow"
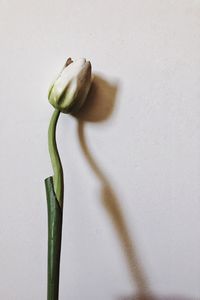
[73,74,193,300]
[73,74,151,298]
[74,73,118,123]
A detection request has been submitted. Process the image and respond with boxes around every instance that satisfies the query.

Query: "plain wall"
[0,0,200,299]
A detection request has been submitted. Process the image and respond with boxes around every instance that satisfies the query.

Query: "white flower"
[48,58,92,113]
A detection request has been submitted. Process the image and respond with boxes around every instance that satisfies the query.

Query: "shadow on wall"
[119,296,193,300]
[73,74,193,300]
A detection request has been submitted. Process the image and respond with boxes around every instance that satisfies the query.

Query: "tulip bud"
[48,58,92,113]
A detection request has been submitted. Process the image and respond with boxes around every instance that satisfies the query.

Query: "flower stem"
[48,108,64,207]
[45,108,64,300]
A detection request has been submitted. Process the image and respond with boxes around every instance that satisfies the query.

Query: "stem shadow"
[73,74,193,300]
[77,120,151,299]
[74,74,151,298]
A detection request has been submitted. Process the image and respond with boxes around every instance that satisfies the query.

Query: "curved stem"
[48,108,64,207]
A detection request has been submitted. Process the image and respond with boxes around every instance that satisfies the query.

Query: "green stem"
[48,108,64,207]
[45,108,64,300]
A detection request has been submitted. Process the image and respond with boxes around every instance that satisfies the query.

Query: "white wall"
[0,1,200,299]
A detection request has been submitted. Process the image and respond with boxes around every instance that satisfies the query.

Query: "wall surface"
[0,1,200,299]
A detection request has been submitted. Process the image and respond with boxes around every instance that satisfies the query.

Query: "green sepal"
[45,176,63,300]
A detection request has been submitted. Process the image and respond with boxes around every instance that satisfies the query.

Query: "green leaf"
[45,176,63,300]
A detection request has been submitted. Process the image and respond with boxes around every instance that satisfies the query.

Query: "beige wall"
[0,0,200,299]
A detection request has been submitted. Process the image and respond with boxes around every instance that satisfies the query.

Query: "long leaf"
[45,176,63,300]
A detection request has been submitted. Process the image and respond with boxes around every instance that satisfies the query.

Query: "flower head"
[48,58,92,113]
